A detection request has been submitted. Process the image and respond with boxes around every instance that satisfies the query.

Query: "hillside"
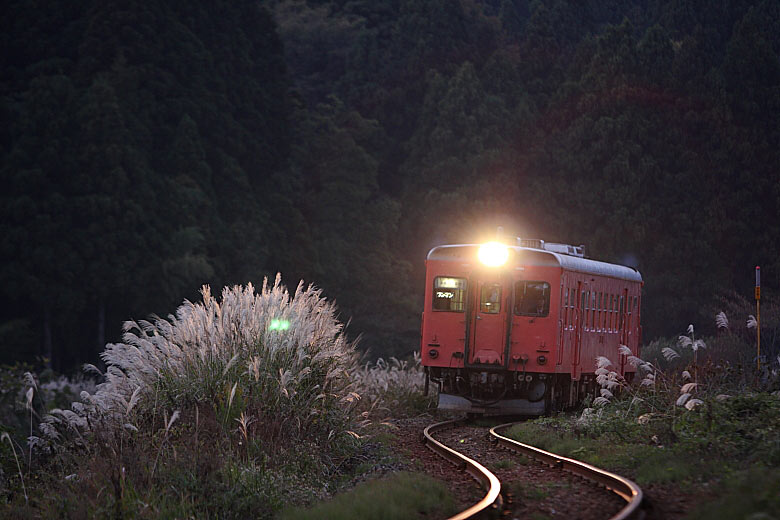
[1,0,779,371]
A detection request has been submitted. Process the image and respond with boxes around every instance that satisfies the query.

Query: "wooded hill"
[1,0,778,370]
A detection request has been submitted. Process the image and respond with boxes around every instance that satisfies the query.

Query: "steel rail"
[490,422,643,520]
[423,418,502,519]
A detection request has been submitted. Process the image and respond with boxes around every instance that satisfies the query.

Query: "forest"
[1,0,779,371]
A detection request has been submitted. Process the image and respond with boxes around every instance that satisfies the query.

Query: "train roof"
[427,244,643,283]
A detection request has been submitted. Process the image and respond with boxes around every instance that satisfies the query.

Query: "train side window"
[619,295,625,329]
[585,291,596,330]
[480,284,502,314]
[591,292,596,330]
[569,287,577,329]
[569,288,575,328]
[597,293,604,330]
[626,295,632,331]
[586,291,591,329]
[613,295,618,331]
[433,277,467,312]
[514,281,550,317]
[609,295,615,331]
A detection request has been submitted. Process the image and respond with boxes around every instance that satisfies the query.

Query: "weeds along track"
[423,418,643,520]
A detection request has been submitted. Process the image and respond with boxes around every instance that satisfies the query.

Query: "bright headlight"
[478,242,509,267]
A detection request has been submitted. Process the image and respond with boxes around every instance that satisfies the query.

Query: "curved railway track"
[422,418,643,520]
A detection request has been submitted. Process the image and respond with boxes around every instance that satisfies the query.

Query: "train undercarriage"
[426,367,612,415]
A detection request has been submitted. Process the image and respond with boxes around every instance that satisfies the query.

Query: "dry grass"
[37,275,359,451]
[3,276,389,518]
[351,352,431,416]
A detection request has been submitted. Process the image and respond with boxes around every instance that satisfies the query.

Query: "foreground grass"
[2,405,385,519]
[686,467,780,520]
[280,471,456,520]
[506,392,780,519]
[0,281,428,518]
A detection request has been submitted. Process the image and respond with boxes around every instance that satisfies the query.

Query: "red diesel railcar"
[420,238,642,414]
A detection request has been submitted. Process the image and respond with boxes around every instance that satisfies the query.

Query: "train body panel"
[421,240,642,414]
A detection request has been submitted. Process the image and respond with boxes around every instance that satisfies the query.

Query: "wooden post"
[756,266,761,371]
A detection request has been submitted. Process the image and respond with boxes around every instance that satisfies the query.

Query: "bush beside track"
[0,277,439,518]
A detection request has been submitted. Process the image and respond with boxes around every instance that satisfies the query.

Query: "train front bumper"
[437,393,546,415]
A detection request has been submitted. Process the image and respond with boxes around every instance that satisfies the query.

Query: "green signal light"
[269,319,290,331]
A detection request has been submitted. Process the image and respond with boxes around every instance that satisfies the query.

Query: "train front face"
[421,243,559,415]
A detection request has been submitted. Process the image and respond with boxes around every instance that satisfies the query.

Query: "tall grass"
[351,353,433,418]
[577,312,780,447]
[0,277,380,518]
[38,275,359,450]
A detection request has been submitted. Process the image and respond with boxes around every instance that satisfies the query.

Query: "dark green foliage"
[687,467,780,520]
[508,391,780,492]
[531,390,780,517]
[1,0,293,369]
[2,0,780,369]
[279,471,456,520]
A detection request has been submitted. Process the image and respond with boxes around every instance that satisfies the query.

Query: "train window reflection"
[514,281,550,317]
[433,276,467,312]
[480,284,502,314]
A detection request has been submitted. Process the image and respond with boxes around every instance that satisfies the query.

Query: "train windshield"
[432,277,467,311]
[514,281,550,316]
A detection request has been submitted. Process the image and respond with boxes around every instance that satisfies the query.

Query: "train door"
[618,287,629,375]
[557,276,566,365]
[468,276,508,366]
[572,280,584,381]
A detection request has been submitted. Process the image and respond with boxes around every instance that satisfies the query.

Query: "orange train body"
[420,240,642,414]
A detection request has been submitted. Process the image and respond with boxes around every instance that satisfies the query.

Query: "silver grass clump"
[39,275,357,447]
[662,347,680,361]
[715,311,729,330]
[684,398,703,410]
[747,315,757,329]
[590,356,626,410]
[578,406,601,424]
[678,334,706,352]
[351,352,427,416]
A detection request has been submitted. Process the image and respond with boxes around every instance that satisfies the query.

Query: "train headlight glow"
[478,242,509,267]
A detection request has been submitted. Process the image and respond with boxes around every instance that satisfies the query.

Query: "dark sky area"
[1,0,778,371]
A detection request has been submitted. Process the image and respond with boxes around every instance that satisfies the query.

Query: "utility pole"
[756,266,761,371]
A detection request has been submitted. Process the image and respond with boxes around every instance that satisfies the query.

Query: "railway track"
[422,418,643,520]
